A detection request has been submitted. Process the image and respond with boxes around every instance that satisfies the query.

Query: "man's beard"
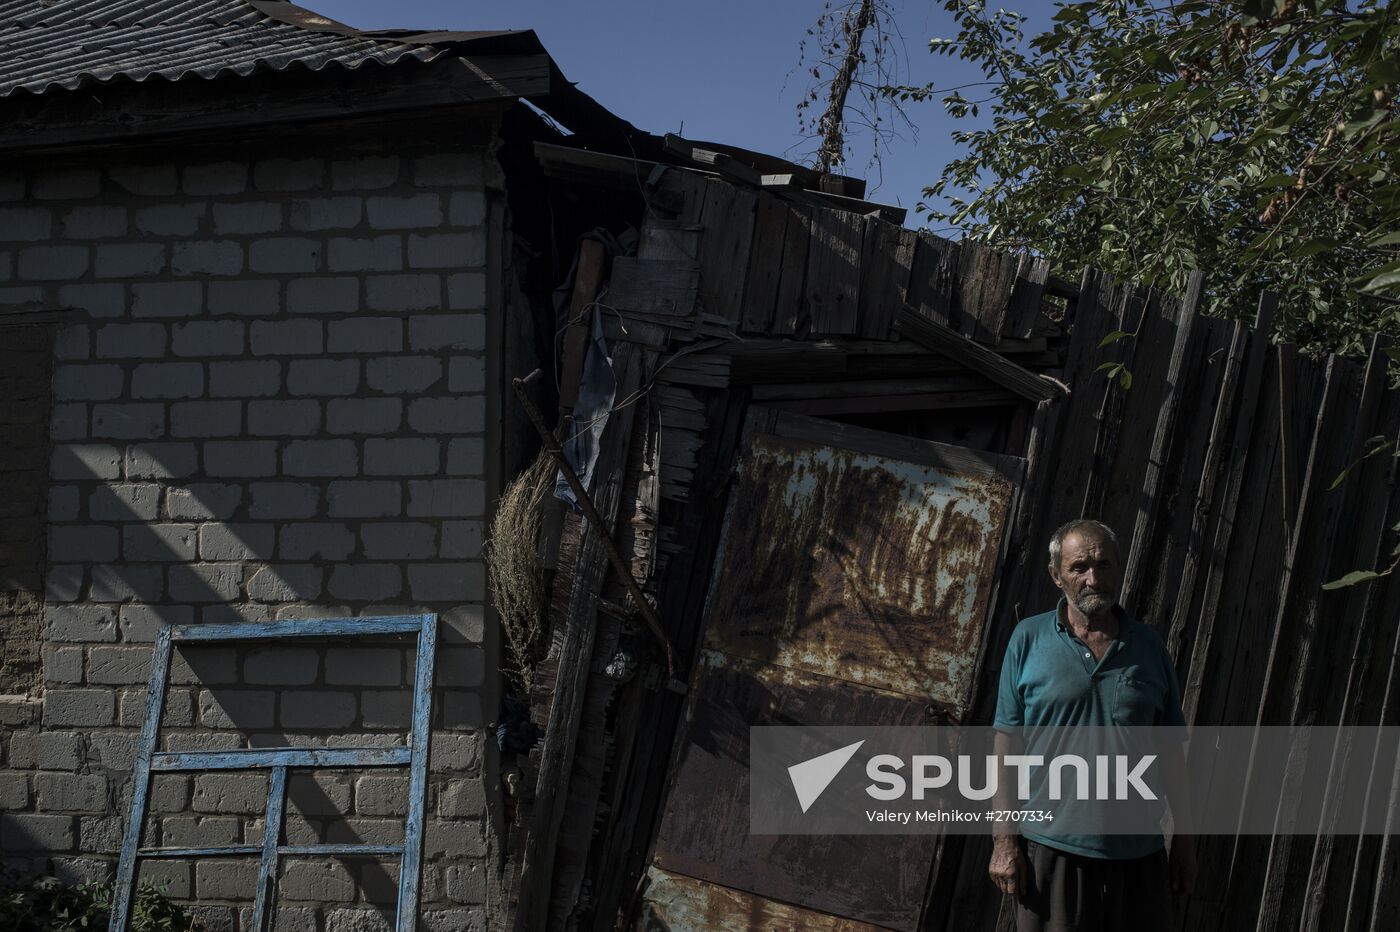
[1072,590,1113,615]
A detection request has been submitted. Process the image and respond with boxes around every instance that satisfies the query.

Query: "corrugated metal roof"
[0,0,516,99]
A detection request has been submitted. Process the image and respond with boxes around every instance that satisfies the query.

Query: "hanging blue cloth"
[555,306,616,510]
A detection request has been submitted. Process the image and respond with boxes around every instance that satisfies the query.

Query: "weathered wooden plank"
[396,613,438,932]
[1169,300,1274,703]
[251,765,287,932]
[1179,295,1279,723]
[858,219,916,339]
[956,242,1020,343]
[751,374,995,401]
[696,180,757,328]
[771,205,813,336]
[1248,355,1361,932]
[893,304,1062,403]
[150,747,412,771]
[515,343,645,932]
[1119,272,1204,606]
[558,239,608,413]
[639,220,702,263]
[1130,313,1233,642]
[607,257,699,318]
[739,193,790,334]
[109,625,173,932]
[171,615,425,641]
[1004,255,1053,340]
[279,844,404,857]
[655,351,731,388]
[1293,339,1396,932]
[806,207,865,335]
[136,845,263,859]
[762,390,1021,416]
[1014,269,1125,614]
[592,391,752,925]
[906,233,960,329]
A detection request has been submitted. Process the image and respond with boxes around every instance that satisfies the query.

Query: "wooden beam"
[893,304,1064,403]
[557,239,608,413]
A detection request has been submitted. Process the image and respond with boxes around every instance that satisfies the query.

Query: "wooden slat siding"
[1244,356,1361,932]
[1351,537,1400,932]
[771,204,814,336]
[607,257,699,318]
[1004,255,1052,340]
[1119,272,1204,611]
[761,390,1021,416]
[957,242,1019,344]
[1339,394,1400,932]
[557,239,608,413]
[1276,344,1302,543]
[110,625,173,932]
[752,373,997,400]
[639,220,703,264]
[695,179,758,330]
[892,306,1061,403]
[1079,281,1148,524]
[515,343,645,932]
[906,233,960,329]
[858,218,916,339]
[602,389,751,928]
[1202,387,1289,932]
[1176,339,1282,932]
[806,207,865,335]
[1171,298,1276,707]
[654,351,731,388]
[1013,268,1119,616]
[1139,314,1234,652]
[740,193,790,334]
[1296,341,1396,932]
[1179,295,1279,723]
[549,676,619,927]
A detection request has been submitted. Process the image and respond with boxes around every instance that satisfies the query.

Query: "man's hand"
[1169,837,1197,895]
[988,835,1027,897]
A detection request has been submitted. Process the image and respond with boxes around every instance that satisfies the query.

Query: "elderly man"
[988,519,1196,931]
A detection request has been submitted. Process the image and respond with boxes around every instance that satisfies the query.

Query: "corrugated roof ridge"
[0,0,456,98]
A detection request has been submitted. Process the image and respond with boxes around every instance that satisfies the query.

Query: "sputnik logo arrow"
[787,740,865,813]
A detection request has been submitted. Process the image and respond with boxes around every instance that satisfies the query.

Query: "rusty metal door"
[640,408,1023,931]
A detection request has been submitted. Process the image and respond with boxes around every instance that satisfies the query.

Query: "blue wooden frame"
[108,614,438,932]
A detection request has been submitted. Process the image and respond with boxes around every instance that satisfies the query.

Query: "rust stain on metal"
[702,431,1014,713]
[650,653,935,930]
[638,866,895,931]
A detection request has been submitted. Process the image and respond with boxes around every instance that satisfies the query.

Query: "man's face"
[1049,531,1120,617]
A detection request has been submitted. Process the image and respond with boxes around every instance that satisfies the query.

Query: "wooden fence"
[939,271,1400,932]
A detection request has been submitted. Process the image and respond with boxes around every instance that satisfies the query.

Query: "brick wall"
[0,316,54,695]
[0,123,502,931]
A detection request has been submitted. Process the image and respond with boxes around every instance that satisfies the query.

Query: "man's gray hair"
[1048,519,1121,569]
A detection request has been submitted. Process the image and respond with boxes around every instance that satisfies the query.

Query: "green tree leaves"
[898,0,1400,357]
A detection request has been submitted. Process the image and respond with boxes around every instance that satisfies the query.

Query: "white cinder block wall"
[0,124,502,931]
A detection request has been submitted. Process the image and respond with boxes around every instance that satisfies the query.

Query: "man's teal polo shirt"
[993,599,1187,859]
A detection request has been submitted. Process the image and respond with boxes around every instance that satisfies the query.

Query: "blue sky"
[304,1,1010,229]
